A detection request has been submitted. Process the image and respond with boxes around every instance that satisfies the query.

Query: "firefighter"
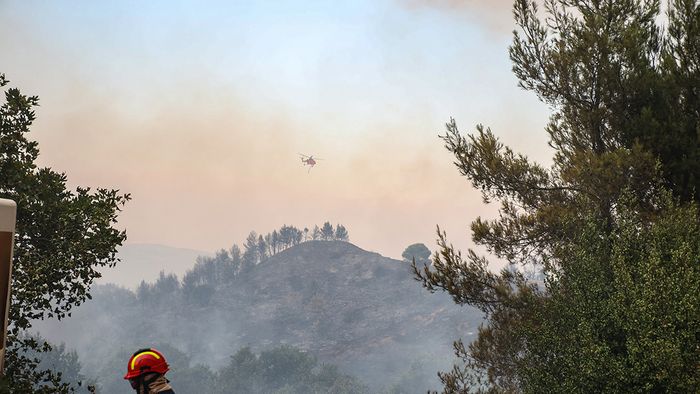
[124,348,175,394]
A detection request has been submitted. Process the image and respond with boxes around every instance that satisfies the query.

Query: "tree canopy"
[401,243,431,266]
[416,1,700,392]
[215,345,369,394]
[0,74,129,392]
[321,222,335,241]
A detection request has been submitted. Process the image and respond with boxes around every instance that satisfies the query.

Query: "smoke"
[2,70,489,259]
[31,242,482,393]
[0,0,549,261]
[399,0,516,35]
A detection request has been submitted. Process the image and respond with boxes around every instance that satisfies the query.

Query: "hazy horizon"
[0,0,552,262]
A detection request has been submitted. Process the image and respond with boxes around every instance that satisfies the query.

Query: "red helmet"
[124,348,169,379]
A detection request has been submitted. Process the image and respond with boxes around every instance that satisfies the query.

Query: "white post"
[0,199,16,376]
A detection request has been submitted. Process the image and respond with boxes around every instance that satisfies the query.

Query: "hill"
[33,241,482,392]
[227,241,478,382]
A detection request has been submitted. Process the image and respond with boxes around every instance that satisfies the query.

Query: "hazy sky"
[0,0,551,260]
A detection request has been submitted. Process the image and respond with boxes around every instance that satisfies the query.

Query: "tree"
[401,243,430,266]
[292,226,303,245]
[0,74,129,392]
[137,272,180,306]
[225,245,242,281]
[278,225,297,249]
[320,222,334,241]
[241,231,259,272]
[258,345,317,390]
[312,225,321,241]
[215,346,369,394]
[278,225,290,248]
[216,347,262,393]
[335,224,349,241]
[415,1,700,392]
[257,234,268,262]
[271,230,280,254]
[22,335,97,393]
[516,192,699,392]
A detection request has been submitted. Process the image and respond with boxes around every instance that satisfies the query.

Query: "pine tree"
[271,230,280,254]
[241,231,258,272]
[334,224,349,241]
[257,235,268,262]
[229,244,242,277]
[320,222,334,241]
[416,1,700,391]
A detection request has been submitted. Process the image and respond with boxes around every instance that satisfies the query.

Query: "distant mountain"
[34,241,482,392]
[96,243,210,289]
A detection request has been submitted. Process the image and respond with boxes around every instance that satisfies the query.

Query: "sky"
[0,0,552,261]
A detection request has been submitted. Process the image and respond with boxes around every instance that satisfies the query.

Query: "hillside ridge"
[34,239,481,391]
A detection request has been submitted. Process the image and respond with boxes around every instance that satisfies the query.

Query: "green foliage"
[0,376,8,394]
[415,1,700,392]
[215,345,369,394]
[278,225,304,249]
[401,243,431,266]
[138,272,181,306]
[510,0,699,201]
[321,221,335,241]
[335,224,350,242]
[180,248,239,305]
[0,74,129,391]
[515,192,700,392]
[242,230,260,272]
[20,335,97,393]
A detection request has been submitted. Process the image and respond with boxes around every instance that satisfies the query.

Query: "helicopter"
[299,154,322,172]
